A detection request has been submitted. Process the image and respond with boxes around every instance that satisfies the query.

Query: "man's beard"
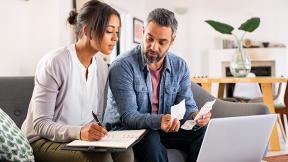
[144,50,166,64]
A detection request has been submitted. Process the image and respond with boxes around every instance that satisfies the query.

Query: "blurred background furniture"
[232,73,263,102]
[218,74,287,143]
[192,77,288,151]
[274,80,288,135]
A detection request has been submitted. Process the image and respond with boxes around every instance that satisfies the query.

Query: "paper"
[181,99,216,130]
[181,120,196,130]
[194,99,216,121]
[67,129,146,149]
[171,99,186,120]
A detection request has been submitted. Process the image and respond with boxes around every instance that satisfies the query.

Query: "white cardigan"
[21,45,109,143]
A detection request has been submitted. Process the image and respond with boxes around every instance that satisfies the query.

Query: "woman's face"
[91,14,120,55]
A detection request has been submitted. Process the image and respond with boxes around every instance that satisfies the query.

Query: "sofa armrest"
[191,82,270,118]
[212,99,270,118]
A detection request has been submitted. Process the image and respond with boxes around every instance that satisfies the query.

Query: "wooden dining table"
[192,77,287,151]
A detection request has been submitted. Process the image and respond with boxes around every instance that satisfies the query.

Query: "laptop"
[196,114,277,162]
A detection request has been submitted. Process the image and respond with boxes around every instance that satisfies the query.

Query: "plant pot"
[229,40,251,77]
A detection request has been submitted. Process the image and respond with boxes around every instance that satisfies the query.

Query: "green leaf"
[238,17,260,32]
[205,20,234,34]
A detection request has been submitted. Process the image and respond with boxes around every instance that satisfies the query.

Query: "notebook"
[196,114,277,162]
[63,129,147,152]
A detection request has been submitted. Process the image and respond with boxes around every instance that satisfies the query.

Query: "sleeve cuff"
[150,114,162,130]
[68,126,82,140]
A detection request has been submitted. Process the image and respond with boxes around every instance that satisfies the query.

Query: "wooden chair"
[275,81,288,134]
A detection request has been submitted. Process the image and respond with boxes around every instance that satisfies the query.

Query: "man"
[103,8,211,162]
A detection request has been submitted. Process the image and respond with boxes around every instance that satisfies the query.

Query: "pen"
[92,111,103,127]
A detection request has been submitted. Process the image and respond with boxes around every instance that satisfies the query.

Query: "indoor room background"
[1,0,287,78]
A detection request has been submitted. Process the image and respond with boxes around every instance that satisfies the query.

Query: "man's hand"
[161,114,180,133]
[168,118,180,132]
[193,111,211,127]
[80,123,108,141]
[160,114,172,132]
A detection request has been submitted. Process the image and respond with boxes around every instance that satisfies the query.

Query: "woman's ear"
[83,25,89,38]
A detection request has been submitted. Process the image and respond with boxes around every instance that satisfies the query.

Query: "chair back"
[284,81,288,108]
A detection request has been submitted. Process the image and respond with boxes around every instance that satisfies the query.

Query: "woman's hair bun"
[67,10,78,25]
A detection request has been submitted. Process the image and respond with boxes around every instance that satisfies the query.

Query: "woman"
[21,1,133,162]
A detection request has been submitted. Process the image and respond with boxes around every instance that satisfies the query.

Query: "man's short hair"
[147,8,178,35]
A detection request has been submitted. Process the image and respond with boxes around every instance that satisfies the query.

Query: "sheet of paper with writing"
[66,129,146,149]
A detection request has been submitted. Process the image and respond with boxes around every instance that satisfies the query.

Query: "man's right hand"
[80,123,108,141]
[160,114,180,133]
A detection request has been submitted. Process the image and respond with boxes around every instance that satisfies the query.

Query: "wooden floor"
[267,123,288,157]
[264,154,288,162]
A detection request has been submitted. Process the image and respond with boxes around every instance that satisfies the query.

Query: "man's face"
[143,21,175,64]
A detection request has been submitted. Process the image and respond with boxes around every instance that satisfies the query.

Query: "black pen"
[92,111,103,127]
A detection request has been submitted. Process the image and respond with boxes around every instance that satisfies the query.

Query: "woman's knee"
[31,139,114,162]
[111,148,134,162]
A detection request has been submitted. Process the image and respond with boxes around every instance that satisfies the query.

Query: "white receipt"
[181,99,216,130]
[171,99,186,120]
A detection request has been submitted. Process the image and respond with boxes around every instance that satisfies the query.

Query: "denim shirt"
[103,45,198,130]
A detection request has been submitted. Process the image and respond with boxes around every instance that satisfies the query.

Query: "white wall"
[105,0,146,52]
[146,0,288,76]
[0,0,73,76]
[1,0,288,76]
[0,0,146,76]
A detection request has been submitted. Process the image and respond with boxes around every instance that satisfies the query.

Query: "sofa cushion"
[0,108,34,162]
[0,76,34,128]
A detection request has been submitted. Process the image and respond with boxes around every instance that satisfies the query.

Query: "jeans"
[133,127,206,162]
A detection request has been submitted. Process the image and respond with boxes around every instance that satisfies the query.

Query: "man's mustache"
[146,50,158,55]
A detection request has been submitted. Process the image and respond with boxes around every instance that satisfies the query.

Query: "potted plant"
[205,17,260,77]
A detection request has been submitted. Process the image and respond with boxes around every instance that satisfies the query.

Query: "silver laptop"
[197,114,277,162]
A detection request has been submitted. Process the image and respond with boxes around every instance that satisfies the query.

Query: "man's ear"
[142,27,146,43]
[142,26,145,35]
[170,34,176,46]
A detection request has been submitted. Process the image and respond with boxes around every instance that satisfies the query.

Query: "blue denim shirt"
[103,45,198,130]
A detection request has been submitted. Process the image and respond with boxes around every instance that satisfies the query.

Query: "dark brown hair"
[67,0,121,42]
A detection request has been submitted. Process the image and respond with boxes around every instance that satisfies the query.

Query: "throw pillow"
[0,108,34,162]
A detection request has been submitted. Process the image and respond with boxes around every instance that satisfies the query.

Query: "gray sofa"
[0,76,270,162]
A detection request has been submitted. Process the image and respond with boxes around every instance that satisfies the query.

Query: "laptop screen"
[196,114,276,162]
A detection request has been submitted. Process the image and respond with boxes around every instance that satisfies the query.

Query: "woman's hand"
[80,123,108,141]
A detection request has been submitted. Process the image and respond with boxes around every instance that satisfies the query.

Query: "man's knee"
[134,130,167,162]
[144,130,162,146]
[134,130,162,150]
